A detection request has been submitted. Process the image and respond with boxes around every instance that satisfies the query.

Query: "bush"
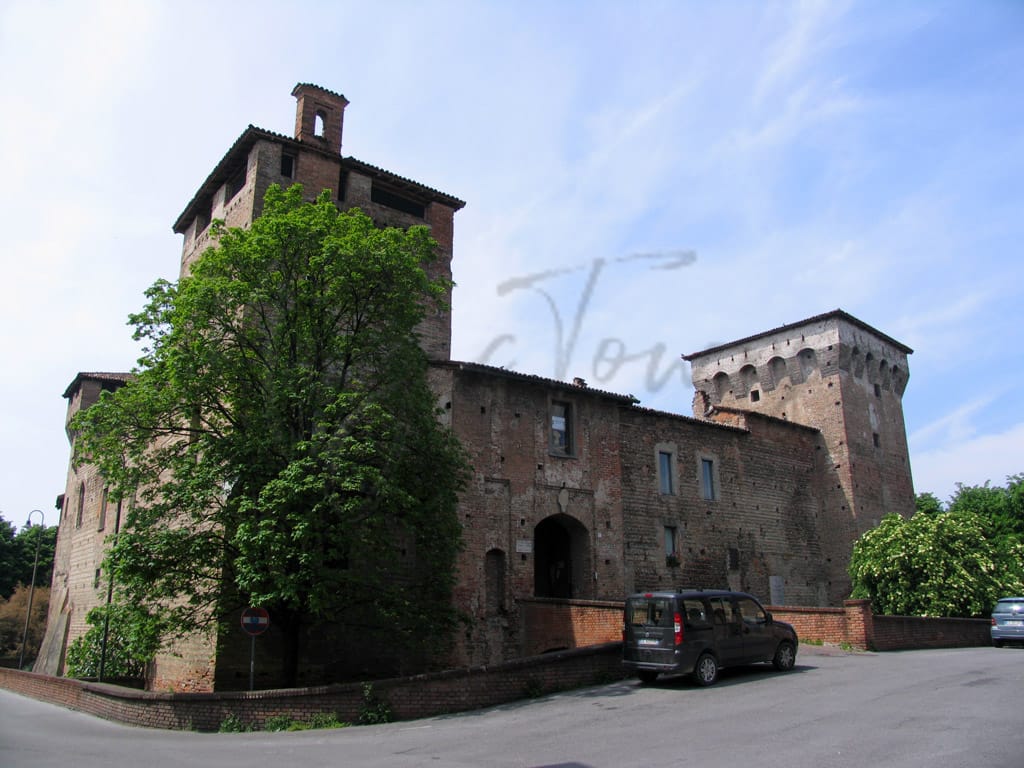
[357,683,393,725]
[218,714,252,733]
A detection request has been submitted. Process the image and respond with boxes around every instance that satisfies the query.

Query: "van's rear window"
[628,598,672,627]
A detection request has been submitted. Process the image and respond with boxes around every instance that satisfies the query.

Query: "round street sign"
[240,606,270,636]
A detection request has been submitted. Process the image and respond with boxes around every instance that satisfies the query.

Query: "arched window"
[314,111,326,137]
[798,348,818,381]
[768,356,788,389]
[851,347,864,378]
[739,365,758,397]
[485,549,506,615]
[712,371,731,402]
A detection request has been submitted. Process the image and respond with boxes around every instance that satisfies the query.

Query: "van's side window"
[682,599,708,625]
[736,596,767,624]
[708,597,730,625]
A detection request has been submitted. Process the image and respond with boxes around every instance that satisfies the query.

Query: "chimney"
[291,83,349,155]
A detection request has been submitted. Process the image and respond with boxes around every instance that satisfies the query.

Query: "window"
[550,401,573,455]
[664,526,677,558]
[735,596,767,625]
[98,487,108,531]
[873,432,881,448]
[280,153,295,178]
[75,482,85,528]
[701,458,717,500]
[658,451,674,494]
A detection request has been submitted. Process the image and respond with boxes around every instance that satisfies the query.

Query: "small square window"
[750,390,760,402]
[701,458,717,501]
[658,451,674,494]
[550,401,573,455]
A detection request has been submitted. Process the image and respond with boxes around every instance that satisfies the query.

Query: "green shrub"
[357,683,393,725]
[218,714,252,733]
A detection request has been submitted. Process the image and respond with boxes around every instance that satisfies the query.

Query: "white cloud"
[911,421,1024,503]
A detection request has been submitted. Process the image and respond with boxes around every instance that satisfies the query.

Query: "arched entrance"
[534,514,590,599]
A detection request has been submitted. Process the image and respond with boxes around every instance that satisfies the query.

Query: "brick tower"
[684,310,915,603]
[172,83,464,360]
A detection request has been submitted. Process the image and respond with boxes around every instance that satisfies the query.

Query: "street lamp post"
[19,509,45,670]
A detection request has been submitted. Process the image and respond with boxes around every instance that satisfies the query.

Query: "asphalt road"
[2,646,1022,768]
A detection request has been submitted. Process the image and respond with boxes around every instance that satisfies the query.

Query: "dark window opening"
[701,458,717,501]
[281,153,295,178]
[227,166,246,201]
[873,432,880,448]
[664,526,677,558]
[874,383,881,397]
[337,169,348,201]
[658,451,674,494]
[76,482,85,528]
[98,487,108,531]
[728,547,740,571]
[750,389,761,402]
[370,184,425,218]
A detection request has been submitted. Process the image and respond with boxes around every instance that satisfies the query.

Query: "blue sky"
[1,0,1022,527]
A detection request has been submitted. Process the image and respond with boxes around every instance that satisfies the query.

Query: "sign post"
[240,607,270,691]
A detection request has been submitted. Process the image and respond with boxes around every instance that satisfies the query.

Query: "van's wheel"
[637,670,659,684]
[993,639,1004,648]
[773,641,796,671]
[691,653,719,686]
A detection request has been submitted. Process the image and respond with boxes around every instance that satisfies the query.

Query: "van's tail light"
[674,612,683,645]
[992,617,997,626]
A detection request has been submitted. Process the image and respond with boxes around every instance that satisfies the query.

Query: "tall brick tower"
[684,310,915,603]
[172,83,464,360]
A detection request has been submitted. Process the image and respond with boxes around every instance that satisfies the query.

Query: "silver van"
[622,589,798,685]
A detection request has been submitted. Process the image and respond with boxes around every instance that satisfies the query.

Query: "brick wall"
[1,643,625,732]
[519,598,624,656]
[619,407,831,606]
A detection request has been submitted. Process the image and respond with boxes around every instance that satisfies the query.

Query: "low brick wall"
[522,598,991,653]
[0,642,626,732]
[870,614,990,650]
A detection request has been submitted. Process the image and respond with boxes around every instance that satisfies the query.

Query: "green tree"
[914,492,944,516]
[947,474,1024,541]
[849,510,1024,617]
[0,516,56,600]
[64,602,162,681]
[72,185,468,685]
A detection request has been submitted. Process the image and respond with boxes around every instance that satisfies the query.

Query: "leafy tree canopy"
[849,509,1024,617]
[947,474,1024,541]
[0,516,56,600]
[72,185,468,684]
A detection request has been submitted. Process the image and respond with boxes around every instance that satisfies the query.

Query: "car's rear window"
[994,599,1024,614]
[627,598,673,627]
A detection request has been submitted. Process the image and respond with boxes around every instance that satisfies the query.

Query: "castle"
[37,85,915,690]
